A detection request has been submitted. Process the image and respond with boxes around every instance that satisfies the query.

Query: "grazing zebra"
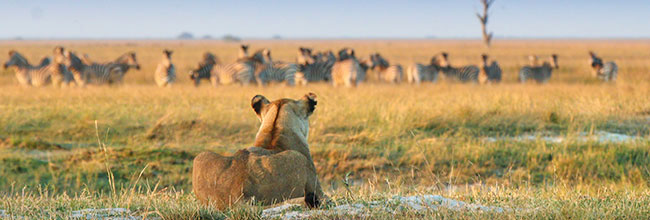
[366,53,403,83]
[478,54,502,84]
[76,52,140,85]
[406,57,438,84]
[189,52,218,86]
[589,51,617,82]
[105,52,140,84]
[434,52,480,83]
[63,50,138,85]
[295,48,335,85]
[3,49,67,87]
[519,54,558,84]
[154,49,176,87]
[211,61,255,86]
[331,48,367,87]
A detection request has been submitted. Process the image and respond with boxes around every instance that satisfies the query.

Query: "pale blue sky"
[1,0,649,39]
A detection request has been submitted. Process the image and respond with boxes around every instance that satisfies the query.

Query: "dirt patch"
[262,194,507,219]
[485,131,645,143]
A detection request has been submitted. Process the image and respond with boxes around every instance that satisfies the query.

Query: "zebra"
[366,53,403,83]
[76,52,140,85]
[331,48,367,87]
[478,54,502,84]
[238,44,249,60]
[295,48,335,85]
[154,49,176,87]
[434,52,480,83]
[50,46,76,87]
[211,62,255,86]
[589,51,617,82]
[246,49,296,86]
[406,57,438,84]
[337,47,355,61]
[3,49,67,87]
[296,47,316,66]
[519,54,558,84]
[62,50,106,86]
[62,50,137,86]
[314,50,336,64]
[105,52,140,84]
[189,52,218,86]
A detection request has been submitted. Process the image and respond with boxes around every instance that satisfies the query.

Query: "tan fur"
[192,93,325,210]
[154,50,175,87]
[528,55,539,67]
[331,59,362,87]
[478,64,489,84]
[479,55,489,84]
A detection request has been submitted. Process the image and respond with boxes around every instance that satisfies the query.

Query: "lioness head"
[251,93,317,150]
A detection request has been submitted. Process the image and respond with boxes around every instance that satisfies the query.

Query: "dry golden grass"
[1,40,649,219]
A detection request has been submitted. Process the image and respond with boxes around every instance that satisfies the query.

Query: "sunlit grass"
[0,40,649,218]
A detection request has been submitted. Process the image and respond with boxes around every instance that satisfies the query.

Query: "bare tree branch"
[477,0,495,47]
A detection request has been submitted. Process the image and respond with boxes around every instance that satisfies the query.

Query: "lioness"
[192,93,325,210]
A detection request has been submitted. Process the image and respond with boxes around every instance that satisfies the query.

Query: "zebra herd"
[2,45,618,87]
[3,46,140,87]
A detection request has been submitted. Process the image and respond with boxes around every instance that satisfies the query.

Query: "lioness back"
[192,93,324,210]
[192,149,313,209]
[192,150,249,209]
[243,149,313,204]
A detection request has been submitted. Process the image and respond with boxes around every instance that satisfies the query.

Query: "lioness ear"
[302,92,317,116]
[251,95,270,116]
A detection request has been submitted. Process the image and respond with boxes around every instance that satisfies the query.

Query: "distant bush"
[177,32,194,40]
[222,34,241,42]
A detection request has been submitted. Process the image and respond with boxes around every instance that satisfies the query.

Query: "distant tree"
[476,0,495,47]
[177,32,194,40]
[202,35,213,39]
[222,34,241,42]
[271,35,282,40]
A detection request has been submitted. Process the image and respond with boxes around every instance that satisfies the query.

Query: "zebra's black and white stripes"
[407,56,438,84]
[212,62,255,86]
[3,49,68,87]
[247,49,297,86]
[189,52,218,86]
[589,51,617,82]
[479,54,502,84]
[331,48,367,87]
[295,47,335,85]
[435,52,480,83]
[366,53,403,83]
[63,51,140,85]
[519,54,558,84]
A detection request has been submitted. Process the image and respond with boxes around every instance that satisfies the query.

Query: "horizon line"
[2,36,650,41]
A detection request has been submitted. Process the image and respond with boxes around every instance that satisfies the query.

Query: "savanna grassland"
[0,40,649,219]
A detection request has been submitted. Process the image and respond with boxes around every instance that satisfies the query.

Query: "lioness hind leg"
[304,174,325,208]
[305,192,319,208]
